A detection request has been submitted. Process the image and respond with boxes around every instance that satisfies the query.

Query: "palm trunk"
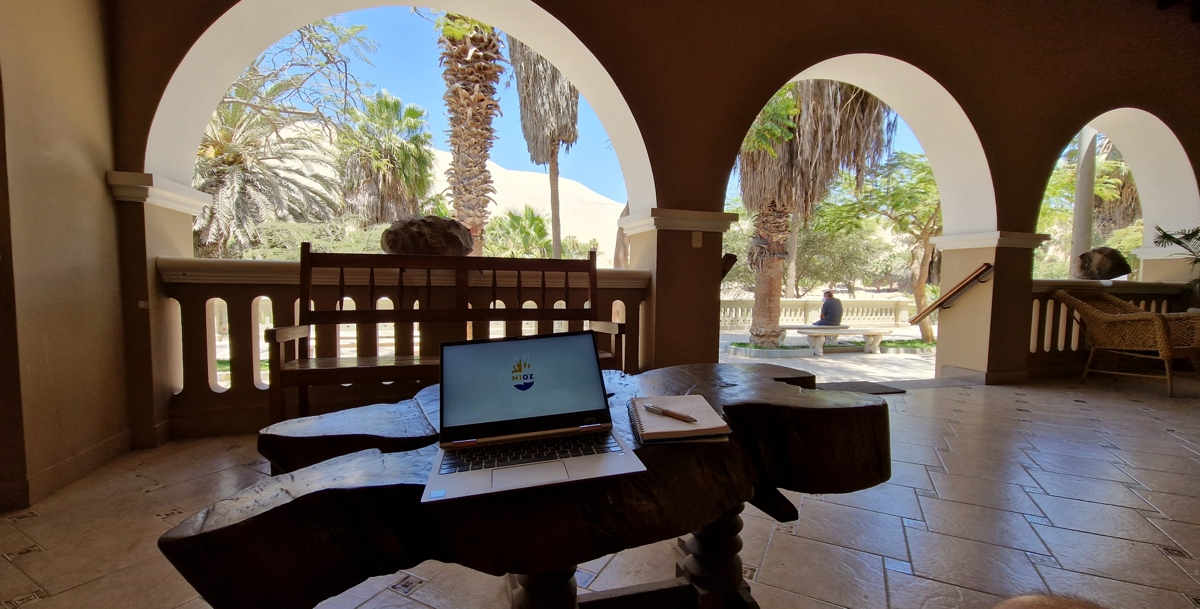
[750,258,784,348]
[549,144,562,259]
[914,234,935,343]
[785,209,801,298]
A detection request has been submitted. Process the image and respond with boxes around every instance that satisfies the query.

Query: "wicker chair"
[1052,290,1200,396]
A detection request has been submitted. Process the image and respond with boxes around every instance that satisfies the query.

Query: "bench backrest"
[297,242,600,358]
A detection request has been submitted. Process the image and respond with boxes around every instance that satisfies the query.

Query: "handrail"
[908,263,994,325]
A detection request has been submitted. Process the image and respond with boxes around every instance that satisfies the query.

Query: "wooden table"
[158,363,888,609]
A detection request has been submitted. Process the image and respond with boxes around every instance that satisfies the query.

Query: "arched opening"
[721,54,994,383]
[145,0,655,220]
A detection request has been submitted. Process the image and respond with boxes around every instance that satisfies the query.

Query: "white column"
[1070,128,1099,278]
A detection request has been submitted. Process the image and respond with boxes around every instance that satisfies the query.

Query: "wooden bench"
[791,328,893,355]
[266,243,624,423]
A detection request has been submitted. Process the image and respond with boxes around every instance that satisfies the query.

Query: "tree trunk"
[785,210,801,298]
[549,144,562,259]
[914,235,935,343]
[750,257,785,348]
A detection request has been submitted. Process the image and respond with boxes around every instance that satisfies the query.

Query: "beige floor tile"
[1025,424,1112,444]
[740,514,775,569]
[1137,490,1200,525]
[757,534,886,609]
[133,442,261,487]
[1025,451,1137,483]
[893,403,965,421]
[174,598,213,609]
[1119,466,1200,497]
[1033,524,1200,593]
[316,573,405,609]
[1152,519,1200,557]
[906,528,1046,598]
[0,559,42,604]
[888,461,933,491]
[918,496,1046,553]
[1107,448,1200,476]
[356,591,427,608]
[0,521,35,558]
[1026,436,1120,461]
[821,484,922,520]
[577,554,612,575]
[1029,493,1173,545]
[891,441,942,467]
[888,427,950,450]
[10,512,172,594]
[148,466,269,513]
[745,580,841,609]
[884,570,1002,609]
[1035,564,1195,608]
[928,471,1043,515]
[937,452,1038,487]
[942,436,1035,464]
[33,556,197,609]
[407,564,511,609]
[794,499,908,561]
[23,465,153,518]
[588,541,682,592]
[891,414,956,434]
[1100,434,1200,458]
[1026,469,1152,510]
[11,493,173,550]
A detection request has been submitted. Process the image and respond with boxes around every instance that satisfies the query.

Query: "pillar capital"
[619,208,739,236]
[931,231,1049,250]
[106,171,210,216]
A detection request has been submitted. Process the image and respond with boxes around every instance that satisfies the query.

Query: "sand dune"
[430,149,626,267]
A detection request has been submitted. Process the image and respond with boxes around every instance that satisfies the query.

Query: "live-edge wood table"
[158,364,889,609]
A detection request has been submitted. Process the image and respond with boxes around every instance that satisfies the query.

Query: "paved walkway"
[719,326,936,384]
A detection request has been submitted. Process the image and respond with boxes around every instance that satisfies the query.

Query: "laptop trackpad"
[492,461,568,490]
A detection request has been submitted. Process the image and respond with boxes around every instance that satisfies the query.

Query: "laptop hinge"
[450,439,478,448]
[579,424,603,432]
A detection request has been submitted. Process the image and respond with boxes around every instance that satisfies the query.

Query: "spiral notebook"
[626,395,731,443]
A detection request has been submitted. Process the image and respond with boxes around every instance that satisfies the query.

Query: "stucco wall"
[0,0,129,504]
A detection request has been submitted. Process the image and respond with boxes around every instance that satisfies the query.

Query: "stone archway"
[792,53,997,237]
[145,0,656,215]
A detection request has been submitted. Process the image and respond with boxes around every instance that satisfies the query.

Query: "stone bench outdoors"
[790,328,893,356]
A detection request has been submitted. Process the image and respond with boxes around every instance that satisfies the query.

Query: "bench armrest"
[266,326,309,343]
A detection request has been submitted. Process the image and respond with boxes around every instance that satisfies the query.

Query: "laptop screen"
[439,331,610,441]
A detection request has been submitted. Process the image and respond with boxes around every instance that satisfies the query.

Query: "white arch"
[146,0,655,214]
[793,54,996,236]
[1086,108,1200,246]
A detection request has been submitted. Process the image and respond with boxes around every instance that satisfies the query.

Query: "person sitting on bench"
[813,290,843,326]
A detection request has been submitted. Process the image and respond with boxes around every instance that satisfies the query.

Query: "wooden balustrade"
[1028,280,1190,378]
[719,298,913,330]
[158,257,651,437]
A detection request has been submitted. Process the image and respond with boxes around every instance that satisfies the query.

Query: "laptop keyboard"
[439,432,623,475]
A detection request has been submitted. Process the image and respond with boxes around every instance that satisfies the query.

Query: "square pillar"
[931,232,1048,384]
[108,172,207,447]
[621,209,738,370]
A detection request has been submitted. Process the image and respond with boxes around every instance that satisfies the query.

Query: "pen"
[643,403,697,423]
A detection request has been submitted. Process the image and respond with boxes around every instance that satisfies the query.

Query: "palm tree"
[506,35,579,258]
[437,14,505,255]
[483,205,551,258]
[338,91,436,225]
[193,86,338,258]
[739,80,893,348]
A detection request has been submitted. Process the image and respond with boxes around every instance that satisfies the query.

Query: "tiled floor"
[3,374,1200,608]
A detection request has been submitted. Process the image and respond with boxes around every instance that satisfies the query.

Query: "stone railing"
[158,257,651,436]
[719,298,914,330]
[1028,280,1189,378]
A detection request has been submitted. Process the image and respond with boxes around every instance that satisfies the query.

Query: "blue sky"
[299,8,923,204]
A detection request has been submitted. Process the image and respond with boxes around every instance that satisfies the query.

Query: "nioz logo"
[511,358,535,391]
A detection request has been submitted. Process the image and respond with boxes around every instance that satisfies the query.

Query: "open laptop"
[420,330,646,503]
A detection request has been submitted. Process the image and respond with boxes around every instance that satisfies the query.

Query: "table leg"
[514,567,578,609]
[680,503,758,608]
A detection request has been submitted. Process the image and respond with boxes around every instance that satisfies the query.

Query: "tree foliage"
[237,220,389,260]
[484,205,551,258]
[338,90,436,224]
